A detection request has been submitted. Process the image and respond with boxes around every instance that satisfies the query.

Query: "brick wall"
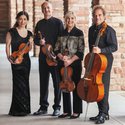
[0,0,9,43]
[0,0,125,91]
[98,0,125,91]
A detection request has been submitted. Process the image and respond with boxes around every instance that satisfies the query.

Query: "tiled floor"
[0,44,125,125]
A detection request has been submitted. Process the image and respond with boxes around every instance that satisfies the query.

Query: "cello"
[37,31,57,66]
[60,48,75,93]
[77,22,107,102]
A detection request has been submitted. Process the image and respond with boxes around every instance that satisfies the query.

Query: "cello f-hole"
[91,75,96,85]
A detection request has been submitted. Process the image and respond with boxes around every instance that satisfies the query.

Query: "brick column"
[0,0,9,42]
[23,0,33,32]
[99,0,125,90]
[16,0,23,12]
[10,0,17,27]
[67,0,90,75]
[49,0,64,20]
[33,0,45,57]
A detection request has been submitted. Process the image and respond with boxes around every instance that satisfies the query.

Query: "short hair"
[41,1,52,9]
[64,11,77,28]
[92,5,106,18]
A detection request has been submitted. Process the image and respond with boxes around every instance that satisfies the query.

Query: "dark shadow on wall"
[0,0,10,43]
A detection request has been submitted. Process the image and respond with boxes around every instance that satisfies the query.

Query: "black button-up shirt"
[88,22,118,55]
[34,16,64,60]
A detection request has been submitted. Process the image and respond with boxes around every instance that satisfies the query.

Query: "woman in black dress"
[6,11,33,116]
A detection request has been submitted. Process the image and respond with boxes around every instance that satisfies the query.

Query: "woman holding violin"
[88,5,118,124]
[54,11,85,119]
[6,11,33,116]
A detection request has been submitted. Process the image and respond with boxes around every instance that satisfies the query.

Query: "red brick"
[100,0,119,4]
[121,62,125,67]
[114,67,122,74]
[110,5,124,11]
[121,85,125,91]
[121,74,125,78]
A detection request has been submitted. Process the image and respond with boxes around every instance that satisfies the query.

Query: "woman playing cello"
[6,11,33,116]
[88,5,118,124]
[54,11,85,119]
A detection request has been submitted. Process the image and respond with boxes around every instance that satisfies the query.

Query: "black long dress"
[8,28,32,116]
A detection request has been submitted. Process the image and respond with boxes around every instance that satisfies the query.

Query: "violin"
[77,22,107,102]
[37,31,57,66]
[60,48,75,93]
[9,41,30,64]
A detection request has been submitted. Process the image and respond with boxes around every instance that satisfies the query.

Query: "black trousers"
[58,65,82,114]
[39,60,61,111]
[97,54,113,115]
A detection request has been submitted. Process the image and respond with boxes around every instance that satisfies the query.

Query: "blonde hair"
[64,11,77,28]
[92,5,106,18]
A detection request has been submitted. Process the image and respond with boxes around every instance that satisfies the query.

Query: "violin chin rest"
[9,56,15,62]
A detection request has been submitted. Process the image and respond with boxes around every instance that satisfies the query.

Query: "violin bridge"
[84,78,91,81]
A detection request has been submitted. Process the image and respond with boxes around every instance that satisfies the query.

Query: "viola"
[38,31,57,66]
[60,48,75,93]
[9,41,30,64]
[77,22,107,102]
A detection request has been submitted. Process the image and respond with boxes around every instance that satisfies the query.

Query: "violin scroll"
[38,31,42,38]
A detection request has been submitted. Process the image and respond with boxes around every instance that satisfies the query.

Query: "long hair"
[13,11,29,28]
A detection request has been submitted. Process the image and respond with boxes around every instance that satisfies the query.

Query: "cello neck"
[86,53,95,72]
[86,33,100,73]
[94,33,100,47]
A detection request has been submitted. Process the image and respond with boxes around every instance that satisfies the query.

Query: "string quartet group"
[6,1,118,124]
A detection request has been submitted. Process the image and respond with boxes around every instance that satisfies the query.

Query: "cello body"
[77,52,107,102]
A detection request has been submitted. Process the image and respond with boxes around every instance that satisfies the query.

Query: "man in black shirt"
[88,5,118,124]
[33,1,64,116]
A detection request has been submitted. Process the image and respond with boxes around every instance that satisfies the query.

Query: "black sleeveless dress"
[8,28,32,116]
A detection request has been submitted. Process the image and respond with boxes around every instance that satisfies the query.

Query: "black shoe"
[90,113,109,121]
[33,109,47,115]
[70,114,80,119]
[58,113,71,118]
[89,114,100,121]
[52,109,60,116]
[95,115,105,124]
